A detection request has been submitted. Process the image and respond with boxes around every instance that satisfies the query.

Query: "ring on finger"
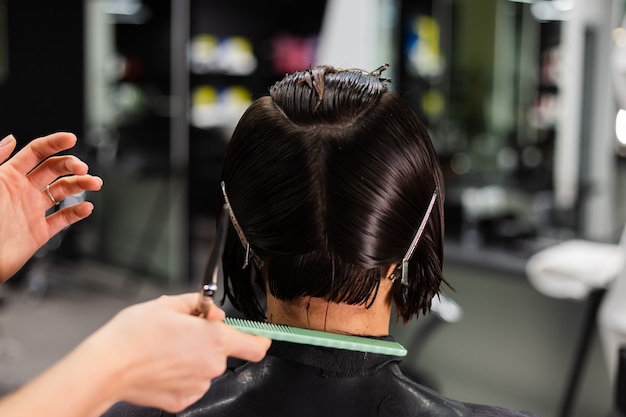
[45,183,61,206]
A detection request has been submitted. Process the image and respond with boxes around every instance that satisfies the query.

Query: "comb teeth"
[226,317,294,334]
[224,317,407,357]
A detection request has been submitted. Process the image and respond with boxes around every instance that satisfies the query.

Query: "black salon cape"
[101,337,540,417]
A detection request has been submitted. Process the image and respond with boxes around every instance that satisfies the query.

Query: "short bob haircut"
[218,64,447,323]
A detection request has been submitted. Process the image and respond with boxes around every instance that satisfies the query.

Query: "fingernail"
[0,134,15,147]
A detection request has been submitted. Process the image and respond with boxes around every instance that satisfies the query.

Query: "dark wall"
[0,1,84,151]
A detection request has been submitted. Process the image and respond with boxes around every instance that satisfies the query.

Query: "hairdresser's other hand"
[0,293,271,417]
[82,292,271,414]
[0,132,102,281]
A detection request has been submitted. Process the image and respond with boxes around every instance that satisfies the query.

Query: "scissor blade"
[201,205,229,294]
[193,205,230,317]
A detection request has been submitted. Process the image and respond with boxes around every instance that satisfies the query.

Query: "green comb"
[224,317,407,356]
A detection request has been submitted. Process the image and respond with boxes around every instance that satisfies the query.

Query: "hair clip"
[390,187,439,286]
[369,62,391,82]
[221,181,264,270]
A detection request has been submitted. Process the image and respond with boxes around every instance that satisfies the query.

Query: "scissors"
[192,205,229,318]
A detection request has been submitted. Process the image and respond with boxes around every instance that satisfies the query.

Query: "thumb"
[0,135,17,164]
[206,305,226,321]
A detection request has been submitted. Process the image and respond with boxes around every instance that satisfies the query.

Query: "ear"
[379,264,399,306]
[383,264,399,284]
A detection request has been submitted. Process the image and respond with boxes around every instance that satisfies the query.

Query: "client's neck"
[265,280,393,337]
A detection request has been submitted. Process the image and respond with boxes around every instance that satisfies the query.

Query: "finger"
[164,293,226,321]
[206,305,226,321]
[45,201,95,236]
[155,294,270,361]
[42,175,102,207]
[6,132,77,175]
[29,155,90,190]
[166,293,202,313]
[223,327,271,362]
[0,134,17,164]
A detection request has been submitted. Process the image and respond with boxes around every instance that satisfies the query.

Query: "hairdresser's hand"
[0,293,271,417]
[0,132,102,281]
[83,292,271,413]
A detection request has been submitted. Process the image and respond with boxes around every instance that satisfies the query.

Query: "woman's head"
[218,64,446,323]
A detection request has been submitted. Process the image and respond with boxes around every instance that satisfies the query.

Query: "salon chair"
[526,226,626,417]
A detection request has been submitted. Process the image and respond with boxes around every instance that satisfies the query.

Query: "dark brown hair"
[218,65,447,323]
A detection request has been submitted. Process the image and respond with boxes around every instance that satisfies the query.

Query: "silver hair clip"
[370,63,391,82]
[390,187,439,286]
[221,181,264,270]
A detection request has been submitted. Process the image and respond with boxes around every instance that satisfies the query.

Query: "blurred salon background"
[1,0,625,416]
